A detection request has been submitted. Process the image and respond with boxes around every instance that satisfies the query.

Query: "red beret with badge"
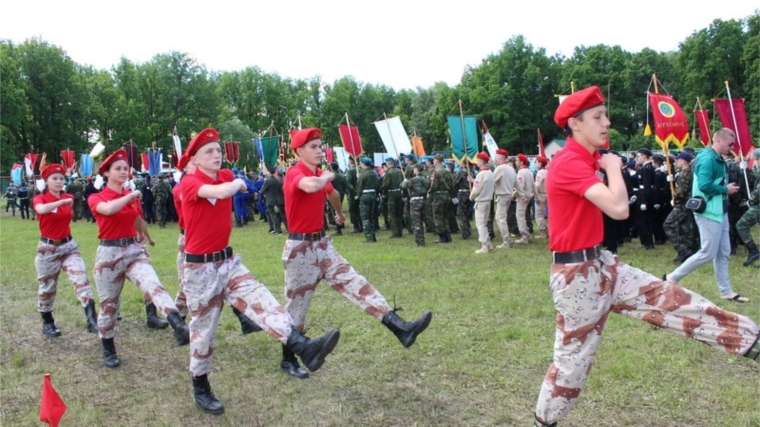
[187,128,220,157]
[476,152,490,161]
[495,149,509,157]
[290,128,322,150]
[554,85,606,128]
[517,154,529,164]
[41,164,66,180]
[98,149,129,175]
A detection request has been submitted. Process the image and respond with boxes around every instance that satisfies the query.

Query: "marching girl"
[33,163,98,337]
[88,149,189,368]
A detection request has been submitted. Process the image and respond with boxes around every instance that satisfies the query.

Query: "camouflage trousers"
[495,195,513,245]
[349,194,361,230]
[508,198,520,235]
[456,190,472,238]
[174,234,188,317]
[35,239,93,312]
[430,192,450,233]
[184,253,295,376]
[535,249,759,426]
[664,205,700,254]
[155,198,168,226]
[410,198,426,246]
[359,193,378,239]
[403,197,411,232]
[474,201,492,247]
[282,236,392,329]
[93,243,179,339]
[424,194,435,233]
[516,196,531,238]
[736,205,759,244]
[386,191,403,237]
[535,196,548,236]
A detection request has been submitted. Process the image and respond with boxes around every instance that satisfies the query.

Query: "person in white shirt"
[515,153,535,243]
[468,152,495,254]
[493,148,517,248]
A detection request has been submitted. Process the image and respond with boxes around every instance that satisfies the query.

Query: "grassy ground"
[0,210,758,427]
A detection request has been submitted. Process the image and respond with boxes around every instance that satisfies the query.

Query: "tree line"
[1,13,757,174]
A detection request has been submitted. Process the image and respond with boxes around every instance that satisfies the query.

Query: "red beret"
[41,164,66,180]
[177,152,191,171]
[476,152,490,161]
[98,149,129,175]
[187,128,220,157]
[290,128,322,150]
[536,156,548,165]
[495,149,509,157]
[554,85,606,128]
[517,154,529,164]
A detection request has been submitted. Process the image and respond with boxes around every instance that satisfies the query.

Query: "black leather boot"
[382,310,432,348]
[40,311,61,337]
[743,241,760,267]
[192,374,225,415]
[145,303,169,329]
[286,326,340,372]
[280,343,309,379]
[533,417,557,427]
[101,338,120,368]
[230,306,261,335]
[84,300,98,334]
[167,310,190,346]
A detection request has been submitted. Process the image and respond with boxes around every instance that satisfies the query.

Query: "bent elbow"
[610,207,629,221]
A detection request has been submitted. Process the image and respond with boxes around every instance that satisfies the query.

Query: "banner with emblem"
[648,93,689,149]
[447,115,478,162]
[373,116,413,159]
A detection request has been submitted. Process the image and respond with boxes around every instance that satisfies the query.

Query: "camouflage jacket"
[400,175,430,197]
[381,166,404,194]
[356,168,379,195]
[673,168,693,205]
[429,166,453,194]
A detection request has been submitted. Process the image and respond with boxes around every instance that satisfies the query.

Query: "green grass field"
[0,210,758,427]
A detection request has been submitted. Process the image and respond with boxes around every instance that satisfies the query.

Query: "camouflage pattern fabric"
[282,237,392,329]
[402,174,430,246]
[35,239,93,312]
[535,250,760,426]
[174,233,188,317]
[66,180,83,221]
[153,179,171,227]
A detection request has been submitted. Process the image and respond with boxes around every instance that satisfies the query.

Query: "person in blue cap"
[356,157,379,242]
[381,156,404,237]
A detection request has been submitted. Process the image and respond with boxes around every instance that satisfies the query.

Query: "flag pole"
[652,74,676,200]
[382,113,400,160]
[724,81,751,198]
[458,99,472,191]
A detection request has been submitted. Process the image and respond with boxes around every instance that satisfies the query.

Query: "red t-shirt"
[284,162,334,234]
[173,180,185,230]
[181,169,234,254]
[88,186,142,239]
[546,137,604,252]
[33,192,73,239]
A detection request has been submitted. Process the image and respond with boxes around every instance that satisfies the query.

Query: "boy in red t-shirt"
[279,128,433,379]
[180,128,340,415]
[532,86,760,427]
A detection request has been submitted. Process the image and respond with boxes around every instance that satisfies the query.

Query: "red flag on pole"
[694,109,711,146]
[714,98,754,157]
[233,142,240,163]
[171,149,178,168]
[338,125,363,157]
[325,146,334,163]
[39,374,66,427]
[141,153,149,172]
[224,142,234,164]
[648,93,689,150]
[537,128,546,158]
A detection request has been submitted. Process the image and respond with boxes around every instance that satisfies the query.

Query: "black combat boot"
[445,230,453,242]
[192,374,225,415]
[101,338,120,368]
[533,417,557,427]
[382,310,432,348]
[84,300,98,334]
[434,233,446,243]
[145,303,169,329]
[280,343,309,379]
[230,306,261,335]
[167,310,190,346]
[40,311,61,337]
[333,224,343,236]
[743,241,760,267]
[286,327,340,372]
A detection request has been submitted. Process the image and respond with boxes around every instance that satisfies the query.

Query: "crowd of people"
[7,86,760,424]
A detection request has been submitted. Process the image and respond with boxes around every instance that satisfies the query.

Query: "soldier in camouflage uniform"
[356,157,379,242]
[66,177,83,221]
[402,154,416,234]
[401,163,429,246]
[725,151,748,254]
[736,154,759,267]
[454,160,472,239]
[445,162,460,235]
[664,152,700,263]
[430,154,453,243]
[327,162,351,235]
[345,157,362,233]
[381,157,404,238]
[422,156,436,234]
[153,174,171,228]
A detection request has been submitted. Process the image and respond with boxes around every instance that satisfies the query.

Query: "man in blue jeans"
[665,127,748,302]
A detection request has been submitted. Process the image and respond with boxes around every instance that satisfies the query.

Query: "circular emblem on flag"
[657,101,676,118]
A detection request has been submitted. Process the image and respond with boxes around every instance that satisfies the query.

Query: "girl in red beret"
[88,150,189,369]
[33,164,98,337]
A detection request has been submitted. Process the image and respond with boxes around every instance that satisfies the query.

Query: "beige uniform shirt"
[493,163,517,197]
[515,167,535,199]
[469,168,495,202]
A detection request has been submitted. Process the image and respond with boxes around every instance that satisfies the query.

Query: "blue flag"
[148,149,162,176]
[80,154,93,177]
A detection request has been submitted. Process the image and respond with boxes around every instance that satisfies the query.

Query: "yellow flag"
[644,124,652,137]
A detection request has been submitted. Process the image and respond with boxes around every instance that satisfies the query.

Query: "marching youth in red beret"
[514,153,534,244]
[179,127,340,415]
[278,127,433,378]
[531,86,760,427]
[88,149,190,369]
[33,164,98,338]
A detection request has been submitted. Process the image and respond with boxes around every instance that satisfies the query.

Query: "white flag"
[373,116,413,158]
[483,131,499,159]
[333,147,349,171]
[173,135,183,159]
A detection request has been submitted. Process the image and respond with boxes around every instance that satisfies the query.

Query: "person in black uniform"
[635,148,656,249]
[18,181,31,219]
[652,154,672,245]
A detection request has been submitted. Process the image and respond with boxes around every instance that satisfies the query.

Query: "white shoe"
[475,248,491,254]
[515,237,529,244]
[495,243,510,249]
